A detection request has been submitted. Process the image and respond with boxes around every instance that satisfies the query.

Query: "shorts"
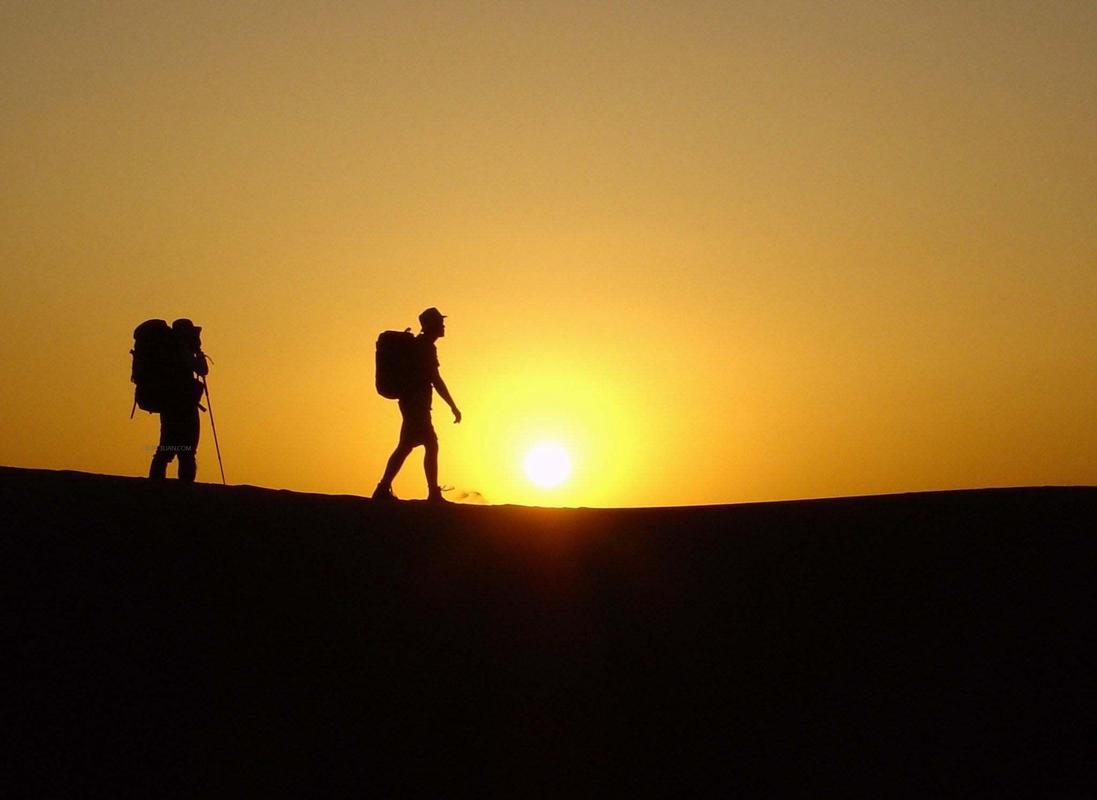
[398,398,437,447]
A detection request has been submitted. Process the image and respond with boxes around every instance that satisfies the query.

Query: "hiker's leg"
[424,436,441,499]
[150,414,175,479]
[177,406,199,483]
[380,401,424,489]
[379,442,414,487]
[149,450,171,479]
[178,449,197,483]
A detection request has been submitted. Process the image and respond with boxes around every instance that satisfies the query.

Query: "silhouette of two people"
[374,307,461,502]
[148,319,208,482]
[137,309,459,495]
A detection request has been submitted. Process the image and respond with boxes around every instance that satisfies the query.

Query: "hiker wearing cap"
[147,318,208,482]
[373,307,461,502]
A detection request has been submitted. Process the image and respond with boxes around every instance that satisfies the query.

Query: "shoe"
[372,484,397,502]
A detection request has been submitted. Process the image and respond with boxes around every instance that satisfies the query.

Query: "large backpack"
[130,319,178,414]
[375,329,418,399]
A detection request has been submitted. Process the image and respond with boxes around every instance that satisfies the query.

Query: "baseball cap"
[172,318,202,335]
[419,307,447,327]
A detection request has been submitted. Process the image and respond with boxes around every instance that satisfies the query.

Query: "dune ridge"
[6,466,1094,796]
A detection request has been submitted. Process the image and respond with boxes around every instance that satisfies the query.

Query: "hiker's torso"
[401,336,438,407]
[162,341,203,406]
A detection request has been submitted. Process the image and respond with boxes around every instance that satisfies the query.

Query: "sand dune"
[5,466,1094,796]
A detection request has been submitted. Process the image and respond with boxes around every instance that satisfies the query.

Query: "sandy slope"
[5,466,1095,796]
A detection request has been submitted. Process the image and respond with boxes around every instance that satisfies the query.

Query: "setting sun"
[523,443,572,489]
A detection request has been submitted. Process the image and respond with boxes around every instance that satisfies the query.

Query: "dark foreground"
[5,467,1095,797]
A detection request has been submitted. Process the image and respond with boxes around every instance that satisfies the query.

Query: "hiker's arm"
[432,370,461,423]
[179,340,209,376]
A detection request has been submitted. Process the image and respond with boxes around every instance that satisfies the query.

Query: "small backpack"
[130,319,178,414]
[375,329,418,399]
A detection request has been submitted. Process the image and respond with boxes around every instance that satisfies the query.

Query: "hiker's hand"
[452,407,462,424]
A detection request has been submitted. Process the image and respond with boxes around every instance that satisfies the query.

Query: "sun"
[523,442,572,489]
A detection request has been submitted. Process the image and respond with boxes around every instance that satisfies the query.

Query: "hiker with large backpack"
[373,307,462,502]
[131,318,209,482]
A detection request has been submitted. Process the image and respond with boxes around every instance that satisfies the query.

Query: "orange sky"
[2,1,1095,506]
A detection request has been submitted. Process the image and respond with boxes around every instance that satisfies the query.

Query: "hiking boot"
[372,483,398,502]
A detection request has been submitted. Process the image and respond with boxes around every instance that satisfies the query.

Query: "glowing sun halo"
[523,442,572,489]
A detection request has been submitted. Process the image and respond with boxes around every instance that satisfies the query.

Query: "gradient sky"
[2,1,1095,506]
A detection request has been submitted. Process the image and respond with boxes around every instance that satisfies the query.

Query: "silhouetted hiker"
[131,318,209,482]
[373,307,461,502]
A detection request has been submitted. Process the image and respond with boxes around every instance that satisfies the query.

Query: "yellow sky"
[2,1,1095,506]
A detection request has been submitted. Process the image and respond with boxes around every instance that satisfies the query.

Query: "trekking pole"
[201,376,227,485]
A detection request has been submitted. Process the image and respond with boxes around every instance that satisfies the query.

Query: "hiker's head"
[172,318,202,349]
[419,307,446,338]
